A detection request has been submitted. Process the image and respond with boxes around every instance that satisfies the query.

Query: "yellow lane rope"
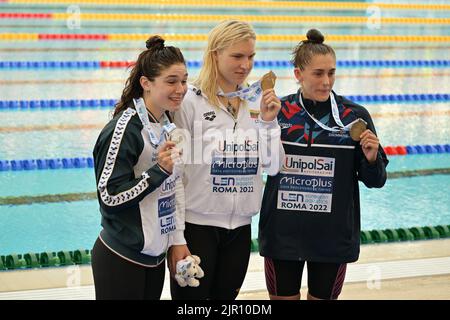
[2,33,449,42]
[7,0,450,11]
[47,13,450,25]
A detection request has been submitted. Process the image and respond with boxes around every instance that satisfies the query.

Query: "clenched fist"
[260,88,281,122]
[157,141,178,173]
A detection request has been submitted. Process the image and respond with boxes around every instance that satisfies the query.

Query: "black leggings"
[91,238,165,300]
[170,223,251,300]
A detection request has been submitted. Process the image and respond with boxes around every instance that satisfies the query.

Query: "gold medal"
[350,119,367,141]
[260,71,277,91]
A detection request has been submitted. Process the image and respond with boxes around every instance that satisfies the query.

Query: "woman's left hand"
[168,244,191,278]
[260,89,281,122]
[360,129,380,164]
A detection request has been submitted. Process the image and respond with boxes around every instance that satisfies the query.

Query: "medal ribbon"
[217,80,263,102]
[298,93,360,132]
[134,97,176,148]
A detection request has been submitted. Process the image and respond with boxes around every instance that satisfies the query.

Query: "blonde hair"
[194,20,256,108]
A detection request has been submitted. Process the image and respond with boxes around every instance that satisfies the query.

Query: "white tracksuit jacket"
[170,85,285,244]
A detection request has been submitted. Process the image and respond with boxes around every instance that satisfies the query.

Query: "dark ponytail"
[113,35,186,117]
[305,29,325,44]
[146,35,165,51]
[291,29,335,70]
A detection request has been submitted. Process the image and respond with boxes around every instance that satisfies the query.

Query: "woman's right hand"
[157,141,176,173]
[168,244,191,277]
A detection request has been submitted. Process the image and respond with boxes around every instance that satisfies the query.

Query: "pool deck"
[0,238,449,300]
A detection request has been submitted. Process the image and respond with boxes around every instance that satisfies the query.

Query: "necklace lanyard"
[298,93,355,132]
[134,97,176,148]
[217,80,263,102]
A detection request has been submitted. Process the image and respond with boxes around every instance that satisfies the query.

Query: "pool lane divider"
[3,0,450,11]
[1,224,449,270]
[1,110,448,133]
[2,12,450,25]
[0,123,104,133]
[0,192,97,205]
[0,168,449,206]
[1,93,449,112]
[383,145,450,156]
[0,157,94,171]
[0,145,449,173]
[1,33,450,43]
[0,44,449,52]
[0,59,449,69]
[386,167,450,178]
[1,109,447,133]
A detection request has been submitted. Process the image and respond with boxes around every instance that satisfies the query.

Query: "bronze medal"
[260,71,277,91]
[350,119,367,141]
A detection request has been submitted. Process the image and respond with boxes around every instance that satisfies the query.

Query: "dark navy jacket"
[259,90,388,263]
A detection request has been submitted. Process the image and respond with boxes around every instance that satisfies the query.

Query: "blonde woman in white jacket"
[169,20,285,300]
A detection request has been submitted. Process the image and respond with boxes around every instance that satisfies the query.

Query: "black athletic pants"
[170,222,251,300]
[91,238,165,300]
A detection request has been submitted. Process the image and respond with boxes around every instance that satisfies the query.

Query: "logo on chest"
[203,111,216,121]
[328,129,350,139]
[279,122,292,130]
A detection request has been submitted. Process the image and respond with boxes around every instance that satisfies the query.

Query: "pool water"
[0,0,449,254]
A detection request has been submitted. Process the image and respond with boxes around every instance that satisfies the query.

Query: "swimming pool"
[1,0,449,255]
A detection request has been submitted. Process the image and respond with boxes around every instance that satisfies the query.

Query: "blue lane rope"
[0,157,94,171]
[0,99,116,110]
[1,144,449,172]
[1,93,449,111]
[0,59,449,69]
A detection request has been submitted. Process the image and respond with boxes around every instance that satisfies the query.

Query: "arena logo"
[203,110,216,121]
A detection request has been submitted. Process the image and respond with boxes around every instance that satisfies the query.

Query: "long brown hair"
[113,35,186,117]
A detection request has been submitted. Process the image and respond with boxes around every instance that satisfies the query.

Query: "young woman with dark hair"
[91,36,188,300]
[259,29,388,300]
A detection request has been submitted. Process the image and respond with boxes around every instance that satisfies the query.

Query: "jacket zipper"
[226,106,237,133]
[230,117,238,228]
[307,118,313,148]
[221,103,240,228]
[230,193,237,230]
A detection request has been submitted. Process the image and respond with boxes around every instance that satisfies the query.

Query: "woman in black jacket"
[259,29,388,300]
